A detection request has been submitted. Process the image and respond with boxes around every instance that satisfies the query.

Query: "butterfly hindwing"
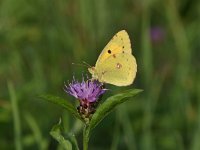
[95,53,137,86]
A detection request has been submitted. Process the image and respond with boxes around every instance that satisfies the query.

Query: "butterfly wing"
[95,53,137,86]
[95,30,132,67]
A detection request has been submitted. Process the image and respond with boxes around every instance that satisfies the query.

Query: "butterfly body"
[88,30,137,86]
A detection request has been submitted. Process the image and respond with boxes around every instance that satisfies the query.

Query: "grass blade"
[24,113,48,150]
[8,81,22,150]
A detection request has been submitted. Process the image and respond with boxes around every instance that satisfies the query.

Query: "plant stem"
[83,125,90,150]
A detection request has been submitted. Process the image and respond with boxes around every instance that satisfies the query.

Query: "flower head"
[64,76,106,119]
[64,76,106,102]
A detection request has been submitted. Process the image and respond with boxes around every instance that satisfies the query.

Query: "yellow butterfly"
[88,30,137,86]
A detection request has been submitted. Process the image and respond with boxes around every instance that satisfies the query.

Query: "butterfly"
[88,30,137,86]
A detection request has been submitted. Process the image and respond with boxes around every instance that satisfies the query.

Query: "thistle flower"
[64,76,106,119]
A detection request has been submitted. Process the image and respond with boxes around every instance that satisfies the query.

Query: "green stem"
[83,125,90,150]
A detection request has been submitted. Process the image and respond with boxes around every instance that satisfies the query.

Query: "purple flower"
[64,76,106,102]
[64,76,106,119]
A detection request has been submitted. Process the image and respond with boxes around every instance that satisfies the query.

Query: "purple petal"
[64,76,106,103]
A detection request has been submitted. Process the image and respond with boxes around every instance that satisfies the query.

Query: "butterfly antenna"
[72,62,88,68]
[82,61,91,67]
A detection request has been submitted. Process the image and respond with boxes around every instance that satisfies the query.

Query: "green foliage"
[40,89,142,131]
[24,113,48,150]
[0,0,200,149]
[39,95,83,122]
[50,119,72,150]
[89,89,143,130]
[41,89,142,150]
[8,81,22,150]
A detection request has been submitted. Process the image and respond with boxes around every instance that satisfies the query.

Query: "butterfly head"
[88,67,98,79]
[88,66,95,74]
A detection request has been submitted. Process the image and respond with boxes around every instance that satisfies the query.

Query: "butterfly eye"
[107,50,112,54]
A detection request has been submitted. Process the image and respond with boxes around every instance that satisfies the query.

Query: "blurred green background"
[0,0,200,149]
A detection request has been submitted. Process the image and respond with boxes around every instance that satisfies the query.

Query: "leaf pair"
[40,89,142,129]
[40,88,142,149]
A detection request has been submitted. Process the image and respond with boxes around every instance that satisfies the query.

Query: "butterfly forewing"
[95,30,132,67]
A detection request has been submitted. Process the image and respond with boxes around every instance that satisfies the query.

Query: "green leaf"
[89,89,143,131]
[39,95,83,122]
[50,119,72,150]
